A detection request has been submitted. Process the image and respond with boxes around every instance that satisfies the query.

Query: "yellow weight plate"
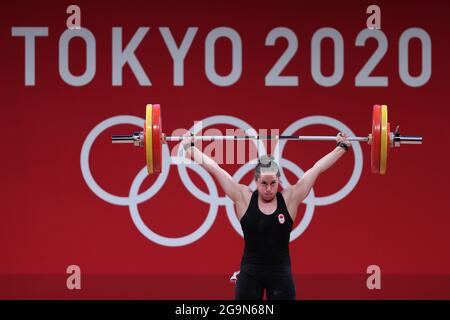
[145,104,154,174]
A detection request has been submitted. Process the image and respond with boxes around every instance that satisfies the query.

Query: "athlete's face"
[256,173,279,201]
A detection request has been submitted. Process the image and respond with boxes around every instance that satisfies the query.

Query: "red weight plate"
[152,104,163,173]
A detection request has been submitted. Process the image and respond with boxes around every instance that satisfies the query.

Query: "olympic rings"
[274,116,363,206]
[81,114,363,247]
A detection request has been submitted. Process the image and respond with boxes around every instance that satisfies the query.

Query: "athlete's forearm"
[312,146,346,174]
[185,146,219,172]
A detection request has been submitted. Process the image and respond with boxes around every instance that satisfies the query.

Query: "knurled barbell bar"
[111,104,423,175]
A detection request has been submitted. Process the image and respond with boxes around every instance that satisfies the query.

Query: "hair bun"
[258,154,275,168]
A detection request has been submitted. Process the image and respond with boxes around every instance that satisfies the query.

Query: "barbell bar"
[111,104,423,175]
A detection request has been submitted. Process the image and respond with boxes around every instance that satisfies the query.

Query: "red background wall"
[1,0,449,299]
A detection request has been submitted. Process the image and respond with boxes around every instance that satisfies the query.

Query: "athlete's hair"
[254,155,281,181]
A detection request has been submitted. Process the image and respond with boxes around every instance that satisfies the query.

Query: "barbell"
[111,104,423,175]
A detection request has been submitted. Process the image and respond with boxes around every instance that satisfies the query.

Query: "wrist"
[336,141,349,152]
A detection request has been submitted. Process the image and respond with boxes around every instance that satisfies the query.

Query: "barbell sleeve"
[394,136,423,145]
[112,132,143,146]
[112,135,135,143]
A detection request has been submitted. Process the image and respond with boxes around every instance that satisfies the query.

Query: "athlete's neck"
[258,194,277,204]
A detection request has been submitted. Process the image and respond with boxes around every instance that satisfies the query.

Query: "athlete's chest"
[258,201,277,215]
[244,198,291,232]
[244,211,291,235]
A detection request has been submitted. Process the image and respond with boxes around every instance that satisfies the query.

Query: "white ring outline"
[129,163,219,247]
[81,116,165,206]
[274,116,363,206]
